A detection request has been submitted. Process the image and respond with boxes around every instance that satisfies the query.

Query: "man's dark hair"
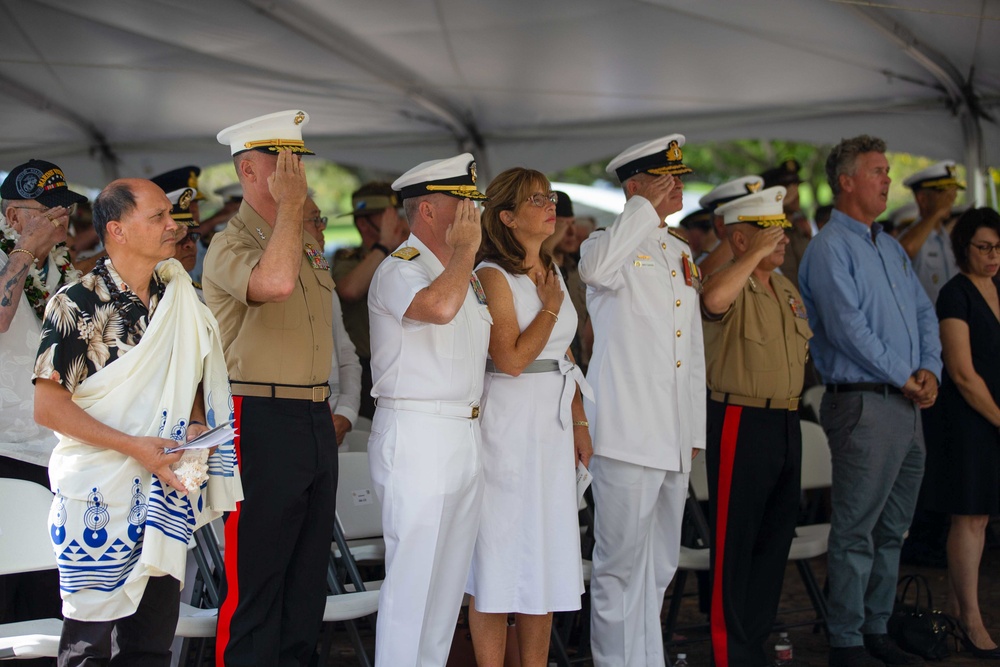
[825,135,887,198]
[950,207,1000,273]
[92,181,138,243]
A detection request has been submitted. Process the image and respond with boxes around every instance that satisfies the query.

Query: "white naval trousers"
[589,455,690,667]
[368,406,484,667]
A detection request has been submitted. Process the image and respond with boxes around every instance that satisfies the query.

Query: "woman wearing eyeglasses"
[465,168,592,666]
[921,207,1000,659]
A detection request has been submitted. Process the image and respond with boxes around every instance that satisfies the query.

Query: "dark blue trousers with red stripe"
[216,396,338,667]
[706,398,801,667]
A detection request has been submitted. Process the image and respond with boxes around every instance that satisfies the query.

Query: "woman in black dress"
[923,207,1000,659]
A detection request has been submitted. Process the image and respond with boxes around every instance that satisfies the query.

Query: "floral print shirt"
[32,257,165,394]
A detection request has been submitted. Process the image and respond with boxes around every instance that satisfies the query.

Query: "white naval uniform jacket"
[368,234,491,403]
[578,196,706,472]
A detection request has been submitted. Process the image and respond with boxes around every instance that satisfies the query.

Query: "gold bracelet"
[540,309,559,322]
[573,420,589,427]
[8,248,36,263]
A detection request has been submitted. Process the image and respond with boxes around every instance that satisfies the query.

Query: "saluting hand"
[747,226,786,259]
[17,205,70,259]
[445,198,482,253]
[632,175,676,213]
[535,269,564,314]
[268,149,308,208]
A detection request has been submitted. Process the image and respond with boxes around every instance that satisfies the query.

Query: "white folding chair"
[343,429,371,453]
[802,384,826,423]
[0,479,61,659]
[334,452,386,564]
[792,420,833,631]
[0,478,219,663]
[665,421,833,644]
[320,517,381,667]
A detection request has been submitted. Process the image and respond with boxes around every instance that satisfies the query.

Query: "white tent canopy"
[0,0,997,200]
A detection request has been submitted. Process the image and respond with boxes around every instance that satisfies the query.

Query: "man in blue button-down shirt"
[799,135,942,667]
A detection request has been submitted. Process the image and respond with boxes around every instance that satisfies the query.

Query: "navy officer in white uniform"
[580,134,707,667]
[898,160,964,304]
[367,153,491,667]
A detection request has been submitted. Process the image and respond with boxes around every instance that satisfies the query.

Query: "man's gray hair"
[825,135,887,198]
[93,181,137,243]
[403,194,430,223]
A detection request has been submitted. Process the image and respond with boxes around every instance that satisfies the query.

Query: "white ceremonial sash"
[47,259,242,621]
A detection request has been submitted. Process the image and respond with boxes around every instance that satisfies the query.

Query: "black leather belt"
[709,391,800,411]
[825,383,902,396]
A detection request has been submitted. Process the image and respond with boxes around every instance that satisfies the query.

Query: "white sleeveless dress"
[466,261,585,613]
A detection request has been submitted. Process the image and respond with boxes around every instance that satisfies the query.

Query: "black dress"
[923,274,1000,515]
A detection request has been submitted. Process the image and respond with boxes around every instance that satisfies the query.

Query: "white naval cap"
[714,186,790,228]
[699,175,765,211]
[606,133,693,182]
[391,153,487,201]
[214,182,244,201]
[886,202,918,230]
[902,160,965,191]
[165,187,197,226]
[217,109,315,156]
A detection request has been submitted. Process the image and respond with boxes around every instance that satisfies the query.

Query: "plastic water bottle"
[775,632,793,665]
[675,653,689,667]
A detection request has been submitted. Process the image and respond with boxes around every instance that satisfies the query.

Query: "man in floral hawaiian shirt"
[32,178,230,666]
[0,159,86,650]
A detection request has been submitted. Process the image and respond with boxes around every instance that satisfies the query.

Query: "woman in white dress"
[467,168,593,666]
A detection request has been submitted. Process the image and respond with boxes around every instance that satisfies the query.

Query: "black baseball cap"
[1,159,88,208]
[554,191,574,218]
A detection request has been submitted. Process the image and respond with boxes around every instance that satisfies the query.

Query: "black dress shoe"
[863,634,924,665]
[957,626,1000,659]
[830,645,886,667]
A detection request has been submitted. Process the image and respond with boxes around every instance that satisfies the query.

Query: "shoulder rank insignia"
[668,228,689,245]
[391,246,420,261]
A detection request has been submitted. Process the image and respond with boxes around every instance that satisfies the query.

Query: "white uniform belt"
[376,398,480,419]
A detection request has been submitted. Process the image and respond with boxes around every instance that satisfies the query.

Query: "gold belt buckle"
[312,386,326,402]
[788,397,800,411]
[470,406,480,419]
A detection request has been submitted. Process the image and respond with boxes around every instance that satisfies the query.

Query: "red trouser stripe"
[711,405,742,667]
[215,396,243,667]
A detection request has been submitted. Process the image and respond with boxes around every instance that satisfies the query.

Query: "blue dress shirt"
[798,209,942,387]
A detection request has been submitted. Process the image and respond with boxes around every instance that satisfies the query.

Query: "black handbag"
[887,574,955,661]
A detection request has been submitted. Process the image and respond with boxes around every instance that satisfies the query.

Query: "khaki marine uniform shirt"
[331,246,371,359]
[202,200,335,385]
[703,270,812,400]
